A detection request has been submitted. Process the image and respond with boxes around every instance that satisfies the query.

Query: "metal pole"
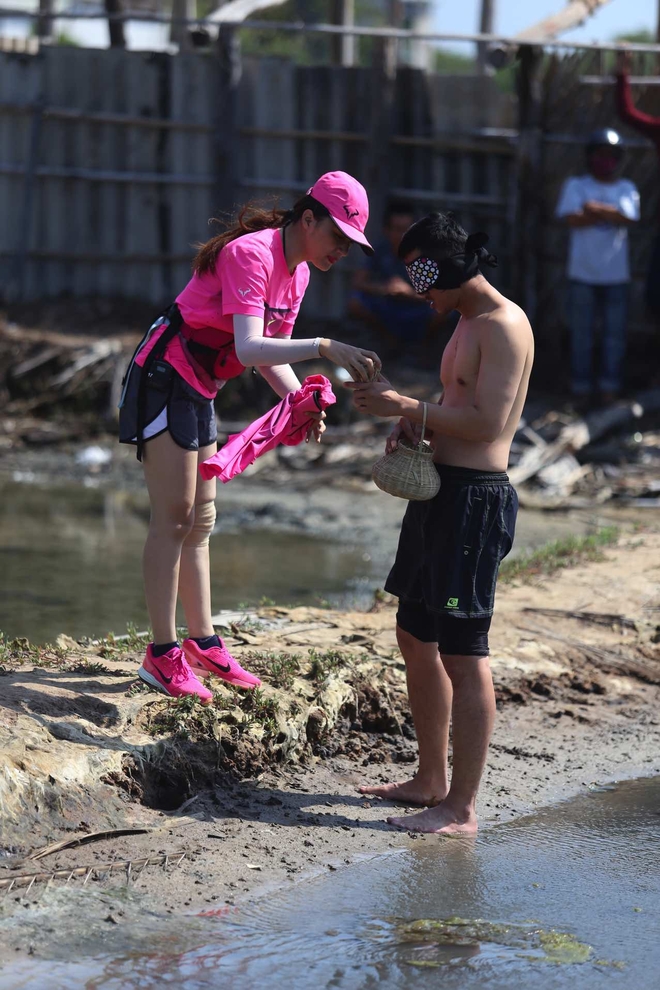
[330,0,355,66]
[342,0,355,67]
[36,0,53,41]
[104,0,126,48]
[477,0,495,74]
[170,0,196,49]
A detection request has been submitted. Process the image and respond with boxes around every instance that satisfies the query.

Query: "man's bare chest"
[440,326,481,390]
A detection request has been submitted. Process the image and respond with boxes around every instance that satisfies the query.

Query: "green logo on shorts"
[445,597,459,609]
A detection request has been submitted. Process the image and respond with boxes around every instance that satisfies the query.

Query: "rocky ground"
[1,532,660,961]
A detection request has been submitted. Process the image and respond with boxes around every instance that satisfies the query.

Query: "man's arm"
[615,67,660,140]
[556,177,592,227]
[347,319,529,444]
[563,211,597,228]
[583,200,638,225]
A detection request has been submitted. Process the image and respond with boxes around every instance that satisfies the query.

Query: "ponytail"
[192,194,330,276]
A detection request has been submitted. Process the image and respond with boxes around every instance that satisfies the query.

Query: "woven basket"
[371,402,440,501]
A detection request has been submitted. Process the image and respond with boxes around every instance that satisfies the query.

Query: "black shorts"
[118,359,217,452]
[385,465,518,652]
[396,600,492,657]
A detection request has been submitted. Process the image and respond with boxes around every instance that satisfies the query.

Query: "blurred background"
[2,0,660,643]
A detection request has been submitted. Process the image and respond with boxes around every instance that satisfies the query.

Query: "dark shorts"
[118,359,217,452]
[385,465,518,655]
[396,601,492,657]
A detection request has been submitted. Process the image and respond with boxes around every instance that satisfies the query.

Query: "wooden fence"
[0,42,516,322]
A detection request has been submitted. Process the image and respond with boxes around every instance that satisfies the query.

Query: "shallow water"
[1,777,659,989]
[0,478,619,645]
[0,482,377,644]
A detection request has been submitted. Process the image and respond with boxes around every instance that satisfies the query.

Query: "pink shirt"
[136,228,310,398]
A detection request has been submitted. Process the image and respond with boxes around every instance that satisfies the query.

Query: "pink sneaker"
[182,637,262,690]
[138,645,213,705]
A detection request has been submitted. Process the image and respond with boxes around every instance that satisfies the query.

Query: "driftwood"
[2,321,128,427]
[510,389,660,498]
[10,345,62,378]
[522,607,637,631]
[521,621,660,684]
[14,827,152,866]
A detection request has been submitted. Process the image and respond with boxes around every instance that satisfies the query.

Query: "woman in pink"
[119,172,380,704]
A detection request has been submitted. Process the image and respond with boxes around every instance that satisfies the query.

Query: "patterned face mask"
[405,256,441,295]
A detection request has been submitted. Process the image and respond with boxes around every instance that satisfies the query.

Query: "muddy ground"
[1,532,660,962]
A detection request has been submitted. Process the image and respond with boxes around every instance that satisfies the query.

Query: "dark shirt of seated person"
[348,200,443,359]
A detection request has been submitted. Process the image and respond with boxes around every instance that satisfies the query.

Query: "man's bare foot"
[358,776,447,807]
[386,801,478,835]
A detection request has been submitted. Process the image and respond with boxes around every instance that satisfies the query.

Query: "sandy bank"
[1,532,660,961]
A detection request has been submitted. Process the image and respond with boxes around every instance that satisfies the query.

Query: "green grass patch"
[238,688,280,733]
[308,648,353,683]
[145,694,218,739]
[67,660,113,677]
[145,686,280,740]
[0,633,67,668]
[499,527,619,584]
[244,651,302,690]
[98,623,151,657]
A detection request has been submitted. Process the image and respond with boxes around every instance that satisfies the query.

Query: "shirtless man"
[346,212,534,835]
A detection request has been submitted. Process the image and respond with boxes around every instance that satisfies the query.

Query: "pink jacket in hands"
[199,374,336,482]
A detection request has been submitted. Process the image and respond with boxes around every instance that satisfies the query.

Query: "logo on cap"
[344,205,359,220]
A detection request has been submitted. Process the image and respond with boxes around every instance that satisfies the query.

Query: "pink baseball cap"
[308,171,374,255]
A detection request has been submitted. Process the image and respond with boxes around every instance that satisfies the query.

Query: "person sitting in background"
[348,199,443,364]
[555,128,640,405]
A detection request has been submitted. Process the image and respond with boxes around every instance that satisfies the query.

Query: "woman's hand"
[319,339,381,382]
[306,410,326,443]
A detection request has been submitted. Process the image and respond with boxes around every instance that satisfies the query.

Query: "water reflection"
[2,778,659,988]
[0,482,377,644]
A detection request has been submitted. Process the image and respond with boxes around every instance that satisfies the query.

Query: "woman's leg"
[142,431,199,645]
[177,441,263,690]
[178,442,218,639]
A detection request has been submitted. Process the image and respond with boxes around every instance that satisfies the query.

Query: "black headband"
[405,232,498,294]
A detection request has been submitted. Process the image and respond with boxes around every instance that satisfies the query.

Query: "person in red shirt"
[615,50,660,320]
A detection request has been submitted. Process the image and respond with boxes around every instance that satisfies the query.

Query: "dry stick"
[522,607,638,630]
[520,622,660,682]
[0,852,187,892]
[19,827,152,865]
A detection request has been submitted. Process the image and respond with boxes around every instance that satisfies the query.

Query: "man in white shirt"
[555,128,640,403]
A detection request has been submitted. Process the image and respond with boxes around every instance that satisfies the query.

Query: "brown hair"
[192,194,331,276]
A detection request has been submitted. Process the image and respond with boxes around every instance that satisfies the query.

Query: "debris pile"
[508,392,660,508]
[2,315,659,504]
